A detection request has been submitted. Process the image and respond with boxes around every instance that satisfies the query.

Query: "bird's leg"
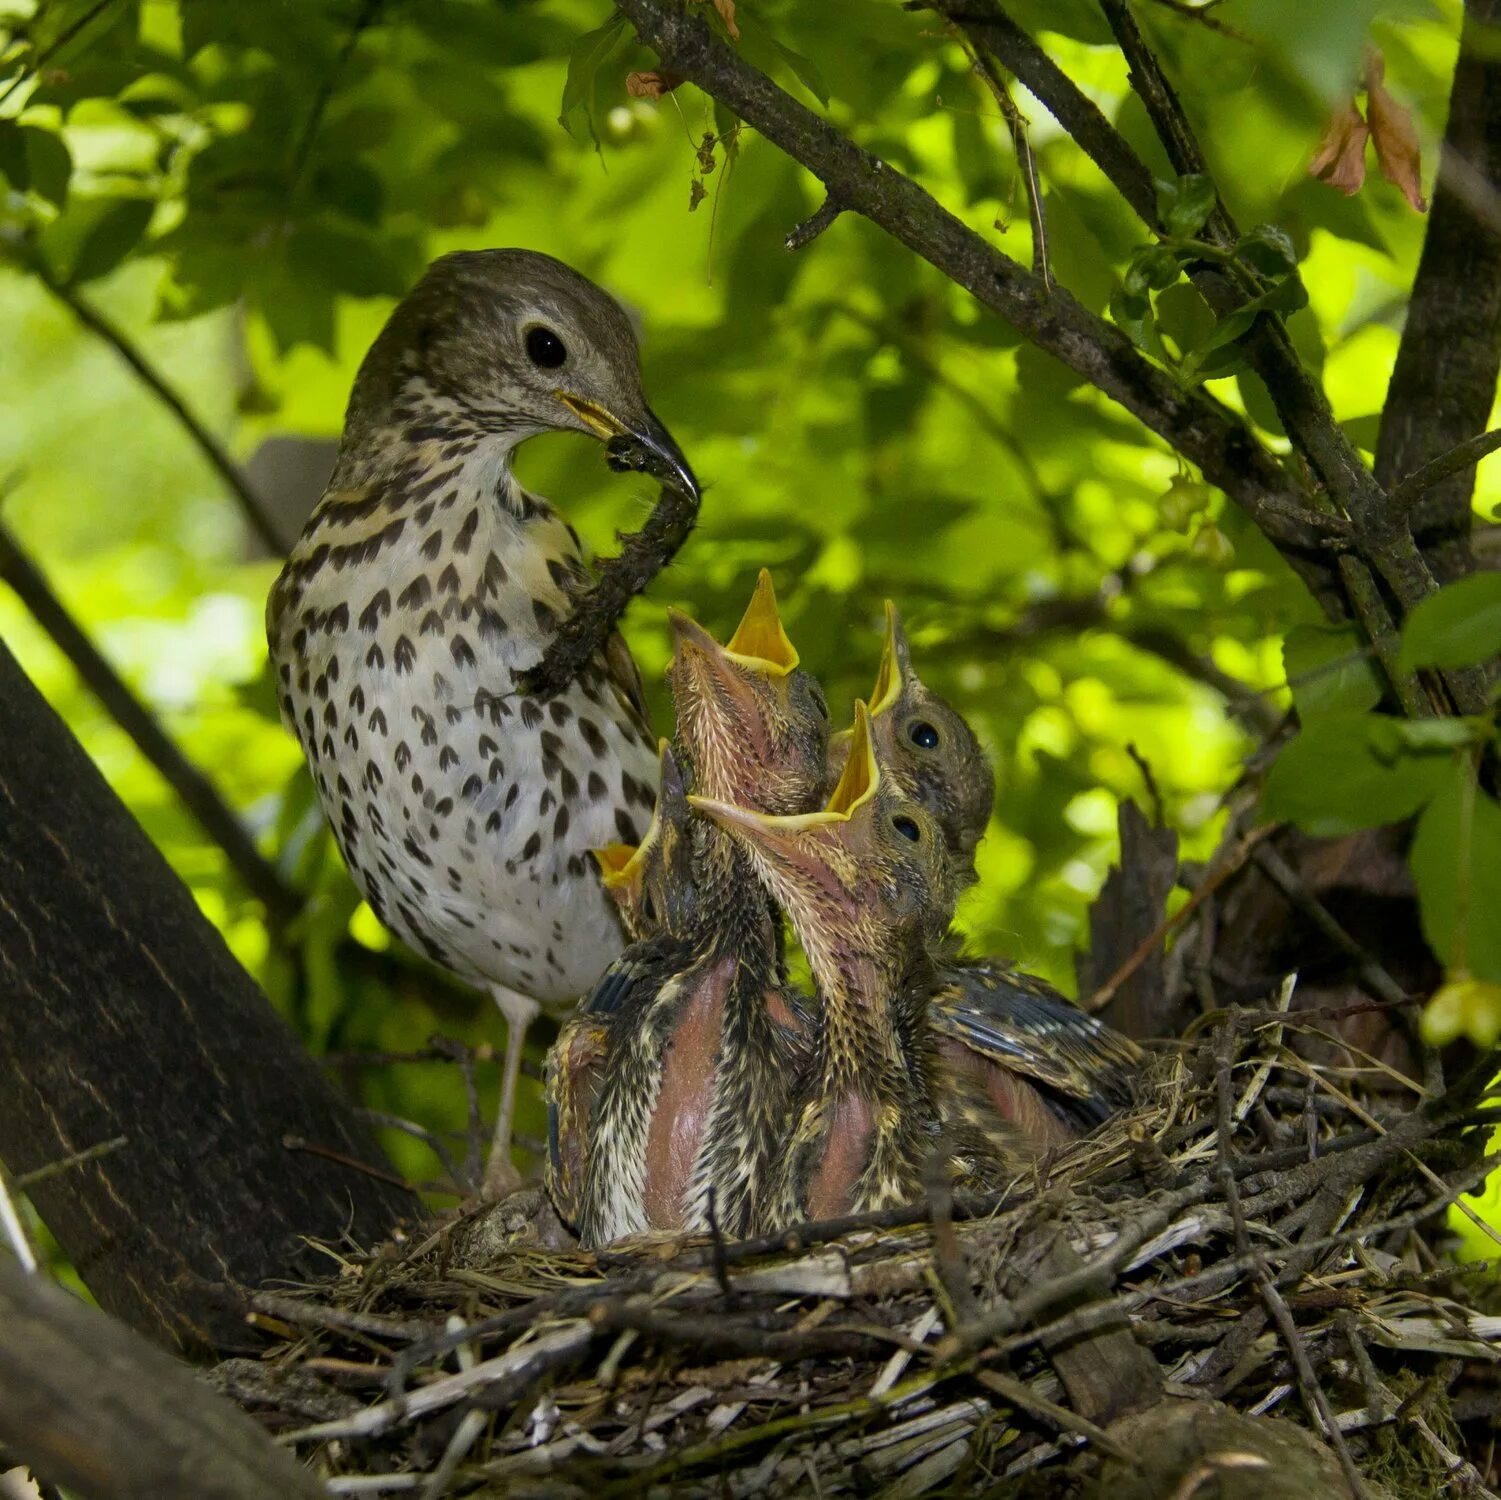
[483,984,541,1197]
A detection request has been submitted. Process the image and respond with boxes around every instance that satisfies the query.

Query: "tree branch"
[0,519,301,925]
[1376,0,1501,584]
[1389,426,1501,517]
[0,1255,328,1500]
[615,0,1325,582]
[25,255,288,556]
[981,0,1481,707]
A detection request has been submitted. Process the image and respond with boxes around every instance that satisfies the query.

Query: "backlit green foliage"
[2,0,1497,1191]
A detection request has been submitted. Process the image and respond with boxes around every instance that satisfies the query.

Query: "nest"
[214,1002,1501,1498]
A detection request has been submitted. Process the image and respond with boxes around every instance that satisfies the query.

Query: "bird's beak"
[688,701,878,851]
[591,841,641,891]
[593,739,679,893]
[830,601,904,764]
[557,393,700,502]
[725,569,799,677]
[868,601,905,716]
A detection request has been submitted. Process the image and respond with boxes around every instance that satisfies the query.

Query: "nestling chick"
[684,581,1140,1143]
[828,601,994,886]
[693,701,958,1220]
[556,582,813,1245]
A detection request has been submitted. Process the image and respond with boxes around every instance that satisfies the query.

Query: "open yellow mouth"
[591,842,641,888]
[690,700,879,836]
[556,392,628,441]
[868,601,903,716]
[725,569,799,677]
[825,699,877,817]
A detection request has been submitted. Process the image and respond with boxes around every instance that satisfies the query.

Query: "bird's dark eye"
[909,720,940,750]
[525,326,568,369]
[642,892,658,924]
[892,815,922,843]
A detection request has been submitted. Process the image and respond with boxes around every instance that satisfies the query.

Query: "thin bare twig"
[22,255,286,554]
[10,1136,127,1192]
[786,194,844,250]
[1249,842,1410,1007]
[953,29,1051,289]
[1389,427,1501,515]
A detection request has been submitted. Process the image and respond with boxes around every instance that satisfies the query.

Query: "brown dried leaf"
[626,70,682,101]
[1308,98,1369,196]
[693,0,740,40]
[1365,47,1428,212]
[688,178,707,213]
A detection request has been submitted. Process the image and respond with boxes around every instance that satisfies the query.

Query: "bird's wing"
[930,961,1142,1119]
[604,629,650,726]
[578,934,692,1019]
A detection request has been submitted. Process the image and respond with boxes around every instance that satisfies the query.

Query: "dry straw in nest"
[218,996,1501,1498]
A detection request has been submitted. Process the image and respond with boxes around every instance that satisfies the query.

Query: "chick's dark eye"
[642,893,657,923]
[892,815,922,843]
[525,326,568,369]
[909,721,940,750]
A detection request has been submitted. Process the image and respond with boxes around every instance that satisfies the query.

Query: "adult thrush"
[267,249,697,1190]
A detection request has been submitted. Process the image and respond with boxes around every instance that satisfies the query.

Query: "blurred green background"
[2,0,1496,1217]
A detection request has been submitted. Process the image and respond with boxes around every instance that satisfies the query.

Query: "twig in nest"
[1213,1024,1371,1499]
[250,1293,442,1344]
[520,480,701,700]
[972,1368,1130,1461]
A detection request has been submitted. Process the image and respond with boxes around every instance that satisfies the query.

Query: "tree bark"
[0,1255,327,1500]
[0,637,417,1352]
[1376,0,1501,584]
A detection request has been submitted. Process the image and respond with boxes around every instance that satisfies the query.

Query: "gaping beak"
[558,393,700,502]
[592,739,681,893]
[869,601,904,716]
[725,569,799,677]
[688,701,879,854]
[830,602,904,764]
[591,841,640,891]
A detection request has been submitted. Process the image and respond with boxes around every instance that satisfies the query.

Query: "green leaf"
[1411,763,1501,984]
[558,14,630,148]
[1180,273,1308,382]
[1398,572,1501,672]
[1124,246,1179,296]
[0,121,28,192]
[24,127,72,207]
[1110,286,1152,346]
[1162,173,1217,237]
[1282,623,1383,718]
[1261,711,1449,836]
[1235,224,1298,282]
[42,197,154,285]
